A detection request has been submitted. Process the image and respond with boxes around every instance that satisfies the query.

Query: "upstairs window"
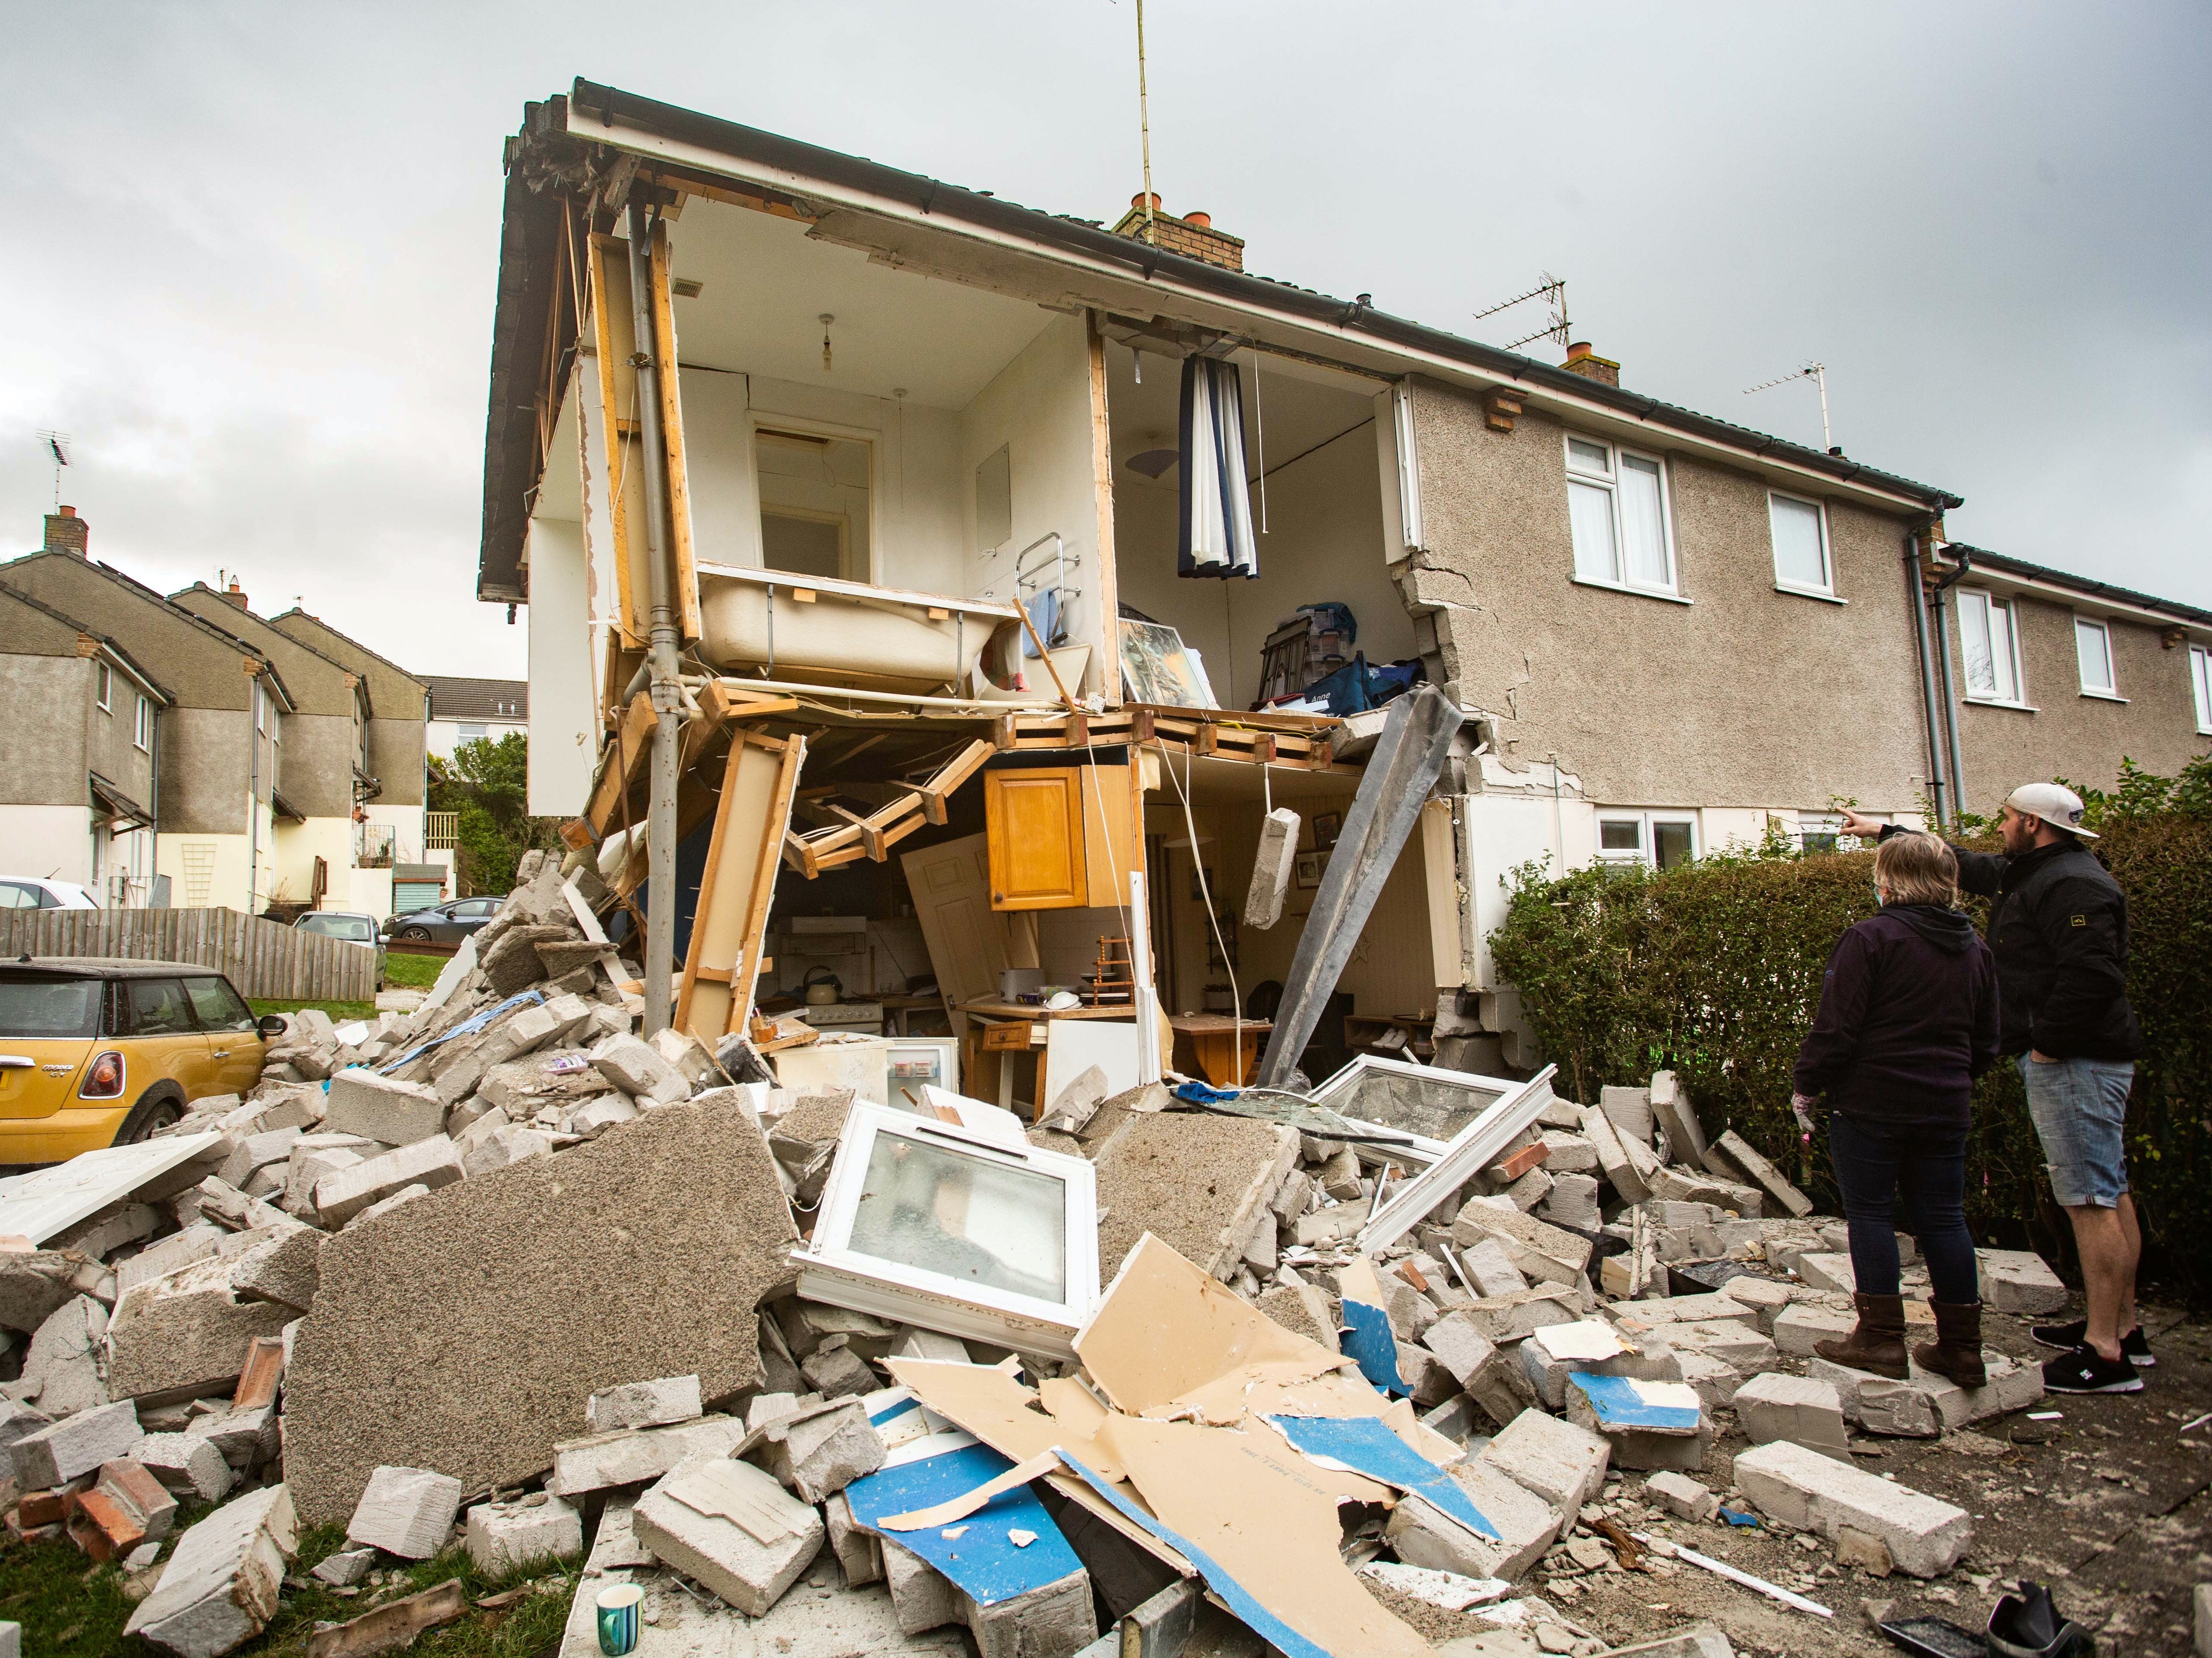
[1768,493,1833,596]
[96,662,112,711]
[2192,644,2212,734]
[1958,589,2024,704]
[2074,617,2117,697]
[1565,437,1676,596]
[134,695,151,752]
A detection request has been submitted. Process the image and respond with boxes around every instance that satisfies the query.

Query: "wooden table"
[1170,1014,1272,1088]
[957,998,1138,1116]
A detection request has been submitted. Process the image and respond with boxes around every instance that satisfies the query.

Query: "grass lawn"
[385,951,447,988]
[0,1518,577,1657]
[249,998,375,1023]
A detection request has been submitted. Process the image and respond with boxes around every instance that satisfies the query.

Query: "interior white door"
[901,833,1011,1018]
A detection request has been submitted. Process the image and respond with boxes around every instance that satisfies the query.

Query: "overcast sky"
[4,2,2206,680]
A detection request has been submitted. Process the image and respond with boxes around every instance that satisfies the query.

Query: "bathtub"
[695,562,1022,693]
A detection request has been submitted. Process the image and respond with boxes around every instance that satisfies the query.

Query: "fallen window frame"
[1356,1063,1560,1254]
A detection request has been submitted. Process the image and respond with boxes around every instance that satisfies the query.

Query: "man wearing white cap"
[1841,783,2144,1394]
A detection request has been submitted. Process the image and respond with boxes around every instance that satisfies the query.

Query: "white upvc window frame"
[2073,615,2123,700]
[134,695,152,752]
[1956,587,2029,707]
[1595,810,1699,871]
[2192,643,2212,735]
[791,1099,1100,1358]
[1767,491,1836,599]
[1563,434,1683,601]
[95,661,112,712]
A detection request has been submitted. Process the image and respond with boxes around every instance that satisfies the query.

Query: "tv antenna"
[1475,273,1569,352]
[1744,362,1834,453]
[36,430,70,508]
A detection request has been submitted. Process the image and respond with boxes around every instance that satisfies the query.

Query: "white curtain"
[1178,356,1259,579]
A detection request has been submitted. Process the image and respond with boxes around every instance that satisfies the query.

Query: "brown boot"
[1913,1299,1988,1388]
[1814,1292,1910,1379]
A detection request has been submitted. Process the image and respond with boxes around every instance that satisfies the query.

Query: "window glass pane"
[184,976,253,1032]
[1986,598,2019,701]
[2194,647,2212,729]
[125,978,196,1036]
[2075,620,2113,692]
[1653,821,1695,870]
[1617,456,1670,589]
[1568,480,1620,583]
[0,975,100,1038]
[1598,820,1642,852]
[0,882,40,909]
[847,1130,1068,1303]
[1769,496,1827,590]
[1566,438,1611,476]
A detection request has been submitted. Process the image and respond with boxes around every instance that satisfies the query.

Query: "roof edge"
[1944,544,2212,630]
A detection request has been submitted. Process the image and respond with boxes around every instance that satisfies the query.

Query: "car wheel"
[117,1092,183,1145]
[401,926,432,941]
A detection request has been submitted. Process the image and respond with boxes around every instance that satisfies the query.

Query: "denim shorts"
[2018,1054,2134,1208]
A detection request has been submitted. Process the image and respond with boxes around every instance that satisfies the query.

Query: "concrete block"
[1731,1440,1971,1578]
[1600,1086,1654,1147]
[1674,1350,1746,1411]
[1643,1469,1719,1523]
[105,1251,294,1405]
[1578,1104,1650,1204]
[801,1342,878,1399]
[1715,1275,1796,1333]
[961,1566,1096,1658]
[0,1250,103,1336]
[1460,1236,1530,1298]
[1537,1174,1602,1234]
[591,1033,689,1105]
[1386,1454,1560,1582]
[1396,1341,1459,1408]
[1977,1248,2068,1315]
[1479,1410,1610,1533]
[347,1464,464,1559]
[1452,1198,1593,1287]
[824,1490,883,1586]
[1659,1319,1778,1373]
[1773,1302,1860,1357]
[219,1127,301,1192]
[1795,1252,1856,1294]
[1588,1419,1715,1473]
[1291,1199,1369,1247]
[1648,1071,1705,1162]
[1456,1286,1581,1344]
[650,1026,718,1091]
[1733,1372,1850,1459]
[1532,1131,1597,1175]
[122,1483,296,1658]
[1419,1393,1488,1449]
[136,1432,236,1503]
[586,1374,703,1434]
[23,1294,109,1417]
[194,1404,278,1473]
[1649,1167,1763,1214]
[634,1451,825,1615]
[1257,1282,1339,1353]
[1520,1321,1680,1409]
[325,1068,446,1148]
[0,1400,48,1453]
[12,1399,142,1488]
[1604,1624,1735,1658]
[464,1492,582,1575]
[1499,1165,1555,1213]
[1381,1278,1440,1344]
[1710,1131,1812,1218]
[564,1097,640,1139]
[885,1537,963,1634]
[282,1140,370,1214]
[776,1397,887,1504]
[227,1226,321,1313]
[311,1546,376,1586]
[312,1134,463,1227]
[546,1414,749,1498]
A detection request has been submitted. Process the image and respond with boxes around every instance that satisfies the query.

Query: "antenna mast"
[1135,0,1156,244]
[1744,362,1834,452]
[36,430,70,508]
[1474,273,1569,352]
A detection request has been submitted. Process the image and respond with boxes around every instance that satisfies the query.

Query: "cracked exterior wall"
[1404,378,1931,814]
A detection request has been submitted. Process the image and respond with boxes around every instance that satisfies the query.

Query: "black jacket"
[1795,904,2001,1127]
[1882,827,2141,1060]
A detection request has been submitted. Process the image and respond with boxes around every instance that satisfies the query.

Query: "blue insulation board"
[1057,1451,1333,1658]
[1568,1373,1703,1432]
[841,1442,1082,1607]
[1337,1299,1407,1396]
[1265,1415,1500,1541]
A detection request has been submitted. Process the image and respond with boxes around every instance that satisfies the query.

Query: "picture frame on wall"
[1294,852,1322,890]
[1311,811,1341,851]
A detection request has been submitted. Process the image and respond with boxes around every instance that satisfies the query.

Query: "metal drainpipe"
[1904,526,1950,827]
[625,199,684,1037]
[246,676,260,915]
[149,700,161,907]
[1930,545,1974,820]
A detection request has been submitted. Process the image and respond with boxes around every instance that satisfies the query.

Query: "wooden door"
[984,769,1086,910]
[901,833,1011,1011]
[677,730,807,1047]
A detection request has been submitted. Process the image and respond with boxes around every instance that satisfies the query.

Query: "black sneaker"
[2041,1342,2145,1394]
[2031,1318,2155,1367]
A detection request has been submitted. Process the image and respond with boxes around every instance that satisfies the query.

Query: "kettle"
[802,966,843,1006]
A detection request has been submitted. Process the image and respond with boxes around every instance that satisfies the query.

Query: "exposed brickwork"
[43,506,87,557]
[1559,343,1621,386]
[1110,194,1245,271]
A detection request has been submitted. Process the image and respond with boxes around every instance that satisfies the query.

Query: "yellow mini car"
[0,959,282,1164]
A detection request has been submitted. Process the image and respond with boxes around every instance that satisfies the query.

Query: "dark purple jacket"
[1793,904,2001,1128]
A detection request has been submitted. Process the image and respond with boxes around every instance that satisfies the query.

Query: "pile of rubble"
[0,868,2084,1657]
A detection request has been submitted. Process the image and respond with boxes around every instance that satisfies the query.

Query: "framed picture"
[1118,620,1220,709]
[1311,811,1342,851]
[1294,852,1323,890]
[1189,866,1214,901]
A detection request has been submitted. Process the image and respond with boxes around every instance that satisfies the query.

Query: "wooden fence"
[0,908,378,1004]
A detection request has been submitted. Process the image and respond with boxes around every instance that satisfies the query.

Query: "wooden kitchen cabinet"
[984,760,1139,911]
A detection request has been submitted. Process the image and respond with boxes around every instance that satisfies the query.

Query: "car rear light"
[80,1051,125,1099]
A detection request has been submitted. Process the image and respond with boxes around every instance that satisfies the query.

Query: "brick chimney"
[221,578,250,611]
[1559,341,1620,387]
[43,506,88,558]
[1110,194,1245,272]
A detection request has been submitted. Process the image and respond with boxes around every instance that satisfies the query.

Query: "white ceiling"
[664,200,1060,410]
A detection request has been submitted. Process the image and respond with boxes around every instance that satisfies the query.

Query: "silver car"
[293,910,388,991]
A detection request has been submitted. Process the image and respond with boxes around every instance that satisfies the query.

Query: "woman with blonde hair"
[1792,831,2000,1382]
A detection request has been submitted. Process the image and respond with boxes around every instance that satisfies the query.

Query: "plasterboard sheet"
[1355,1065,1558,1255]
[843,1441,1084,1606]
[0,1132,223,1245]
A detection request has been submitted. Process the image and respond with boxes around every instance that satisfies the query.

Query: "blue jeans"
[1827,1113,1980,1304]
[2018,1054,2133,1208]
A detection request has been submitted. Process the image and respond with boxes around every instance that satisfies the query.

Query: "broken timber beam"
[1254,686,1464,1089]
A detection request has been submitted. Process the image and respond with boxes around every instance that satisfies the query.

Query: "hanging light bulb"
[1133,349,1143,385]
[820,314,834,373]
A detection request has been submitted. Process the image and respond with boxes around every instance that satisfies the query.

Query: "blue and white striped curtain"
[1177,356,1259,579]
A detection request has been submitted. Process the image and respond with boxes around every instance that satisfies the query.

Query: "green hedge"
[1489,784,2212,1303]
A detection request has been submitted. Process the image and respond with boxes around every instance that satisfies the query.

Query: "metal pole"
[1932,584,1968,820]
[1904,532,1949,828]
[1136,0,1156,244]
[625,200,683,1036]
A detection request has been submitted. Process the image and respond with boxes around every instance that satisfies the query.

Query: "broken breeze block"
[124,1483,297,1657]
[1977,1248,2069,1315]
[324,1069,446,1148]
[1385,1454,1561,1583]
[1732,1372,1851,1459]
[12,1400,143,1490]
[586,1375,704,1434]
[464,1493,582,1576]
[1731,1440,1972,1578]
[632,1451,825,1616]
[1565,1375,1712,1473]
[106,1253,296,1406]
[312,1134,464,1227]
[1478,1410,1610,1536]
[347,1465,464,1560]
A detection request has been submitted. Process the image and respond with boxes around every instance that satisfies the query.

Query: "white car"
[0,877,101,910]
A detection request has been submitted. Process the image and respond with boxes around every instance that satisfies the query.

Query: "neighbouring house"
[423,676,529,762]
[1925,545,2212,809]
[0,574,172,903]
[3,511,296,913]
[269,608,449,916]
